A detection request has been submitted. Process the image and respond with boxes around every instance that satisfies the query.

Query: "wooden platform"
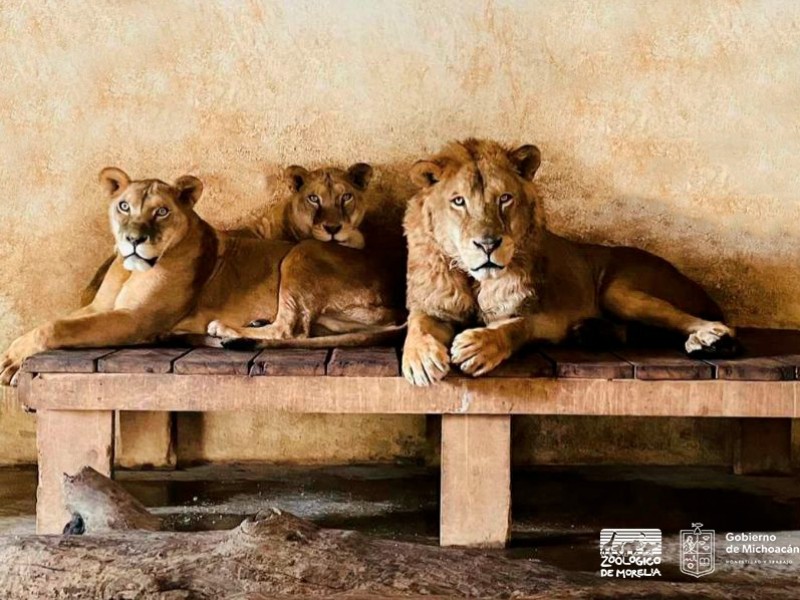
[17,328,800,544]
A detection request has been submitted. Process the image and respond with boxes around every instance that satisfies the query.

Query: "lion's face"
[410,141,542,282]
[283,163,372,249]
[99,167,203,272]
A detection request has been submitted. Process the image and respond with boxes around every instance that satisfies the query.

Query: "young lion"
[251,163,373,249]
[402,139,738,386]
[0,169,402,386]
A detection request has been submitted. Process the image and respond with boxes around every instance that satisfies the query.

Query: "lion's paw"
[685,322,738,356]
[0,352,20,387]
[450,327,511,377]
[207,320,241,339]
[402,334,450,386]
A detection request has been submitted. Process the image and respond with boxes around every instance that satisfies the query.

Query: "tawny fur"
[402,138,736,386]
[0,169,403,386]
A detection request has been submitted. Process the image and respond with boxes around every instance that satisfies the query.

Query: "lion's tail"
[171,324,406,350]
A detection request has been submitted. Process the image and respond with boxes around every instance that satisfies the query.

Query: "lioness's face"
[99,167,203,272]
[284,163,372,249]
[410,143,541,282]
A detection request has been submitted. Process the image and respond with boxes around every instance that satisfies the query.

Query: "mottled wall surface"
[1,1,798,465]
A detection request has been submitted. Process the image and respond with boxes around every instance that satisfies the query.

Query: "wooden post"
[734,418,792,475]
[37,410,114,534]
[440,414,511,547]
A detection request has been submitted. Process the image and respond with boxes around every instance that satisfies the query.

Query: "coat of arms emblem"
[680,522,715,578]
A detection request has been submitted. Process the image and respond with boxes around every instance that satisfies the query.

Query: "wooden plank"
[328,347,399,377]
[734,418,793,475]
[440,414,510,547]
[710,357,795,381]
[98,348,189,374]
[173,348,259,375]
[23,349,116,374]
[251,349,329,376]
[37,409,114,533]
[541,347,633,379]
[24,374,800,417]
[453,349,553,378]
[613,348,713,381]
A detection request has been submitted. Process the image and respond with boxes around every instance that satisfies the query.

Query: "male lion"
[0,168,402,385]
[401,139,737,386]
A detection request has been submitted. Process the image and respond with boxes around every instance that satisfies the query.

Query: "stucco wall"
[1,1,798,466]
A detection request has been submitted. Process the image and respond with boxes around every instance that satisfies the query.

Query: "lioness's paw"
[685,322,739,356]
[0,353,19,387]
[207,320,240,339]
[451,327,511,377]
[402,334,450,386]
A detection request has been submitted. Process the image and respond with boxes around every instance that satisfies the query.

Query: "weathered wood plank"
[541,348,634,379]
[251,349,329,376]
[734,418,793,475]
[441,414,510,547]
[706,328,800,381]
[710,357,795,381]
[328,347,399,377]
[454,349,553,378]
[23,349,116,373]
[24,374,799,417]
[98,348,190,374]
[37,409,114,534]
[612,348,714,380]
[173,348,259,375]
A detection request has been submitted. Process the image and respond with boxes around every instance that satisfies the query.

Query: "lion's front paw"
[450,327,511,377]
[0,352,20,387]
[685,322,739,357]
[207,320,241,339]
[402,334,450,386]
[1,332,45,386]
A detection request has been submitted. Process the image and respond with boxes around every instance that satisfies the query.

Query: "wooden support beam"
[440,414,511,547]
[734,418,793,475]
[36,410,114,534]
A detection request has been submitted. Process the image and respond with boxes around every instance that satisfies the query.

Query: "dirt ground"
[1,463,799,597]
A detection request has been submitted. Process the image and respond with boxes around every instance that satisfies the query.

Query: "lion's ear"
[508,145,541,181]
[347,163,373,190]
[99,167,131,197]
[174,175,203,206]
[285,165,309,192]
[409,160,444,188]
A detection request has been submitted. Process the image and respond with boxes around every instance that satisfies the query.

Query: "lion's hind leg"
[601,282,740,357]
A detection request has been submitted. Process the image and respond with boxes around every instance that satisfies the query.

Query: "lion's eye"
[499,193,514,206]
[118,201,130,213]
[451,196,466,207]
[307,195,320,205]
[341,193,353,204]
[155,207,170,218]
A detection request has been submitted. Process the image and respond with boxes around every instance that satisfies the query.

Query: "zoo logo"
[599,529,662,578]
[680,523,715,578]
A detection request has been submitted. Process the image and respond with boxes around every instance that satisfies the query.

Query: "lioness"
[252,163,372,249]
[401,139,737,386]
[0,168,402,386]
[80,163,374,306]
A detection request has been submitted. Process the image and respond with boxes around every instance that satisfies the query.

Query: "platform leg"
[734,418,792,475]
[440,414,511,547]
[36,409,114,534]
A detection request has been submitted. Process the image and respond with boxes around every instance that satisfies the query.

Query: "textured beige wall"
[1,1,798,465]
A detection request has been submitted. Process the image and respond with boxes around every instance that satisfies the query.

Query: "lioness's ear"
[285,165,309,192]
[347,163,373,190]
[174,175,203,206]
[508,145,541,181]
[409,160,444,188]
[99,167,131,197]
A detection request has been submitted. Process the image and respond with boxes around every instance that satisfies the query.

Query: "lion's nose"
[473,237,502,255]
[125,234,147,246]
[323,224,342,235]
